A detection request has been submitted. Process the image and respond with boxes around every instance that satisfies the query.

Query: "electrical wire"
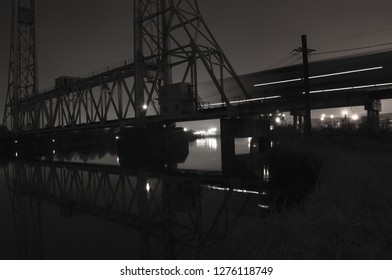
[314,42,392,55]
[310,27,392,47]
[199,53,304,101]
[263,53,298,70]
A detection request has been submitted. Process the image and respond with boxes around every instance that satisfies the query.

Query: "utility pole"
[294,34,314,136]
[301,34,313,136]
[133,0,145,126]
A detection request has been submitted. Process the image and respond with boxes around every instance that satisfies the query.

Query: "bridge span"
[3,0,391,135]
[7,49,392,135]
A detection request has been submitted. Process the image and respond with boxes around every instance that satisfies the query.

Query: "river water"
[0,137,271,259]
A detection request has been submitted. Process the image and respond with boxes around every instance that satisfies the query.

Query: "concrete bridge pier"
[220,117,270,180]
[290,110,305,132]
[365,99,381,130]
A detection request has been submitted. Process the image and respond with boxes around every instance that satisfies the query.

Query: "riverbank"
[224,132,392,259]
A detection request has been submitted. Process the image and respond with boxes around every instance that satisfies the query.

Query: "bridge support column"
[365,99,381,130]
[290,110,305,132]
[293,114,298,129]
[220,118,270,180]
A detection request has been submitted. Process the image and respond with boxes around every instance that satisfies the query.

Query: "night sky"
[1,0,392,130]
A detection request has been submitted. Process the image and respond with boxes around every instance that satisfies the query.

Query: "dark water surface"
[0,137,272,259]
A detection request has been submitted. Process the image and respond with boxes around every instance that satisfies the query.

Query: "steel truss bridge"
[4,0,392,135]
[4,0,250,134]
[4,159,266,259]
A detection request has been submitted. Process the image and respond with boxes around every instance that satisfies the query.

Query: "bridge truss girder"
[4,0,249,133]
[134,0,249,123]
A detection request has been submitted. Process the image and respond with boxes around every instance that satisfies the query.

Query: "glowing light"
[115,136,119,140]
[341,110,348,116]
[309,66,383,79]
[116,156,120,164]
[194,128,218,136]
[254,78,301,87]
[248,137,252,148]
[258,204,270,209]
[254,66,384,87]
[306,82,392,94]
[207,95,281,107]
[142,104,148,110]
[52,139,55,143]
[146,181,151,192]
[275,117,281,124]
[233,188,260,195]
[230,96,281,104]
[263,165,270,182]
[52,150,56,155]
[204,185,261,195]
[330,115,335,119]
[183,127,188,132]
[351,114,359,121]
[196,138,218,150]
[15,152,18,157]
[207,127,217,135]
[14,140,18,144]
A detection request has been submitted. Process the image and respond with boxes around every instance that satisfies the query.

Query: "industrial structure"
[3,0,392,135]
[3,0,392,261]
[3,0,249,134]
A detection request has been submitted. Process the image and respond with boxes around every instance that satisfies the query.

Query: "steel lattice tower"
[3,0,248,132]
[134,0,248,124]
[3,0,38,132]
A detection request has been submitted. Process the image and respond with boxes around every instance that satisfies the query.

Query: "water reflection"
[179,137,221,171]
[196,137,218,150]
[0,133,315,260]
[263,165,270,182]
[2,155,269,259]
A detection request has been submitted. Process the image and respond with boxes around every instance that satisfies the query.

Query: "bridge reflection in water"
[4,144,270,259]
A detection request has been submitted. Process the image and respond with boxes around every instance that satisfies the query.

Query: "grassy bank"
[224,134,392,259]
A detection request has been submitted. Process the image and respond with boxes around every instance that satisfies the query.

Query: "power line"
[263,53,298,70]
[199,53,300,100]
[310,27,392,47]
[314,42,392,55]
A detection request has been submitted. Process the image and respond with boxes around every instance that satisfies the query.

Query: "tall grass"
[223,135,392,259]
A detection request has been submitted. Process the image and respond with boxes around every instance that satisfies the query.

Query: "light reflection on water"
[195,137,218,150]
[0,136,273,260]
[50,151,120,166]
[47,137,222,170]
[178,137,221,171]
[263,165,270,182]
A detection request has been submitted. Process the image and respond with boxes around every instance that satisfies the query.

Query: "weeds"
[223,134,392,259]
